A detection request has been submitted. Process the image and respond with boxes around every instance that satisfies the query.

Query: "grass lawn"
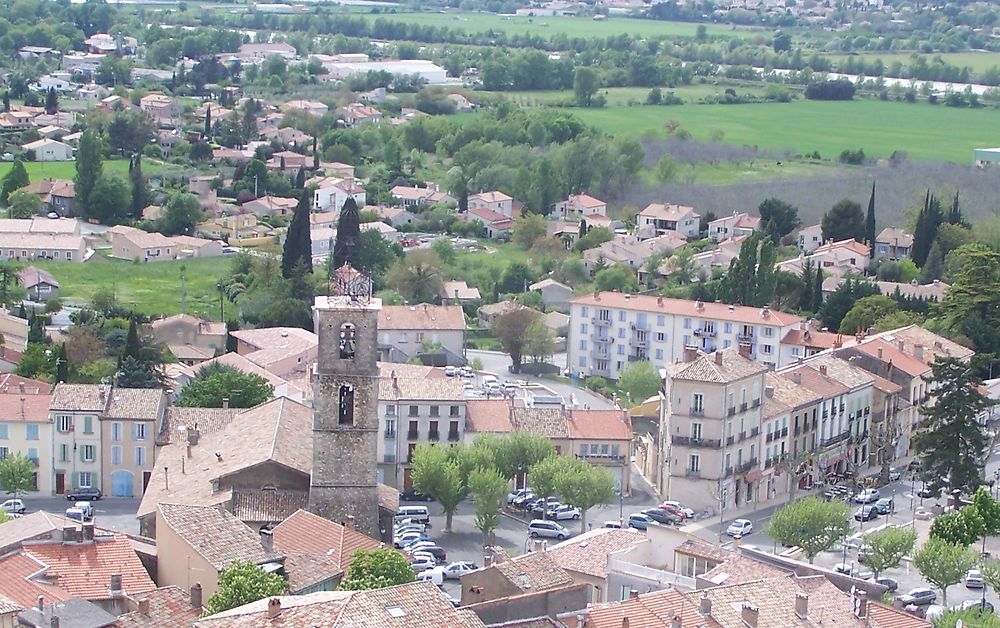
[0,158,177,183]
[647,158,843,185]
[568,98,1000,163]
[486,84,764,107]
[825,51,1000,75]
[35,255,232,320]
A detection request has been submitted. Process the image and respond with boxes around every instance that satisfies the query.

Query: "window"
[385,420,396,439]
[580,323,588,334]
[429,406,439,418]
[25,424,38,440]
[692,393,704,414]
[620,585,633,601]
[591,444,600,454]
[0,447,7,459]
[399,332,408,343]
[691,423,702,440]
[683,335,691,346]
[59,444,68,462]
[429,421,439,440]
[579,444,587,456]
[339,323,356,359]
[57,415,72,432]
[0,425,7,439]
[112,422,122,441]
[579,340,587,350]
[763,327,774,337]
[79,472,92,488]
[415,332,424,343]
[611,444,620,457]
[111,446,122,465]
[408,405,419,417]
[725,453,731,469]
[655,349,663,360]
[408,420,418,438]
[655,332,665,342]
[617,345,624,355]
[385,405,396,418]
[449,420,459,440]
[581,306,589,317]
[657,315,665,326]
[338,384,355,425]
[689,454,700,472]
[724,322,732,333]
[761,344,772,355]
[618,311,626,322]
[135,447,146,466]
[450,406,460,417]
[83,416,93,434]
[134,423,147,441]
[723,340,731,349]
[617,328,625,338]
[81,445,95,462]
[683,318,691,329]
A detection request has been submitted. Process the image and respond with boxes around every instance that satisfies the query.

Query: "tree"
[159,192,203,236]
[333,197,360,270]
[920,240,944,282]
[617,360,660,405]
[352,229,400,291]
[116,355,164,389]
[387,249,445,304]
[913,537,977,605]
[912,357,995,497]
[339,548,416,591]
[574,226,613,252]
[0,158,29,206]
[812,266,823,314]
[45,87,58,115]
[758,198,800,243]
[475,431,554,483]
[936,245,1000,370]
[654,155,678,183]
[88,175,131,225]
[176,365,273,408]
[0,263,23,307]
[281,188,312,279]
[838,295,898,334]
[594,265,639,293]
[523,319,555,365]
[7,188,40,218]
[528,455,564,520]
[469,466,507,544]
[204,104,212,138]
[123,318,140,361]
[766,496,851,563]
[129,153,148,217]
[493,308,542,374]
[512,213,547,250]
[974,487,1000,546]
[717,232,776,307]
[410,443,467,531]
[819,276,879,331]
[930,507,985,547]
[499,262,535,294]
[573,67,599,107]
[911,192,943,268]
[864,182,877,258]
[54,343,68,383]
[0,453,36,498]
[205,560,286,615]
[821,198,865,242]
[106,110,155,157]
[555,458,615,532]
[862,526,917,578]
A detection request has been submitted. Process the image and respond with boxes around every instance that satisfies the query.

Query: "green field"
[36,255,232,319]
[567,98,1000,163]
[0,159,176,183]
[826,51,1000,74]
[489,84,762,107]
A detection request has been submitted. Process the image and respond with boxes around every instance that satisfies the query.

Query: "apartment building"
[760,372,823,494]
[49,384,111,496]
[569,292,803,380]
[0,381,53,495]
[377,304,467,366]
[101,389,167,498]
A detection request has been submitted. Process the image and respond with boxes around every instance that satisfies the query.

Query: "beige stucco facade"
[100,417,155,498]
[51,410,103,495]
[155,508,221,600]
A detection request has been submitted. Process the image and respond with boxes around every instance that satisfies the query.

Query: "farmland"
[0,158,179,183]
[825,51,1000,75]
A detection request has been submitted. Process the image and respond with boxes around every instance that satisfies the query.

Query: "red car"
[658,502,688,520]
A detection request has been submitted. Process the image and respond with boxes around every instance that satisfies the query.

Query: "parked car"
[444,366,457,377]
[400,489,434,502]
[954,599,994,613]
[834,563,853,575]
[443,561,477,580]
[966,568,985,589]
[853,489,881,504]
[917,486,939,499]
[507,489,532,505]
[395,506,430,524]
[528,519,569,540]
[66,487,101,501]
[889,468,902,482]
[65,507,87,523]
[642,508,682,525]
[393,531,429,548]
[529,497,560,516]
[603,521,623,529]
[660,501,695,519]
[627,513,654,531]
[512,492,536,508]
[854,505,879,521]
[874,498,894,514]
[726,519,753,537]
[415,546,447,564]
[1,499,25,515]
[409,556,437,573]
[870,577,898,592]
[403,540,438,554]
[896,588,937,607]
[658,503,687,520]
[73,501,94,520]
[549,504,581,520]
[418,566,445,587]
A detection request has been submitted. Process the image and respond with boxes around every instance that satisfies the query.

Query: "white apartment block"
[568,292,803,380]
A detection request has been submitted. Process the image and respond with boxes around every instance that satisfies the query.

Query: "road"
[22,497,141,535]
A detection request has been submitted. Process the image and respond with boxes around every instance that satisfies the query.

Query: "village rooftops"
[272,509,380,573]
[49,383,112,412]
[104,388,166,420]
[572,292,804,327]
[669,348,769,384]
[157,503,284,571]
[637,202,699,220]
[546,527,645,579]
[116,586,203,628]
[378,304,466,331]
[465,399,515,433]
[378,375,466,402]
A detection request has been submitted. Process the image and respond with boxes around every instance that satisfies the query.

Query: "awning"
[823,454,846,469]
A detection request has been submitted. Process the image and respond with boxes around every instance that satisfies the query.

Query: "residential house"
[478,301,526,328]
[440,280,481,306]
[0,312,27,354]
[874,227,913,260]
[0,384,52,495]
[0,110,32,132]
[779,319,844,364]
[212,147,255,164]
[460,548,587,613]
[529,278,573,312]
[777,239,871,280]
[634,203,700,239]
[708,211,761,243]
[259,125,311,147]
[17,266,59,302]
[196,213,265,241]
[148,314,227,356]
[377,304,467,366]
[374,205,416,227]
[182,351,304,403]
[554,194,607,219]
[310,225,335,258]
[0,232,85,263]
[875,280,949,302]
[361,220,399,243]
[267,150,310,172]
[242,195,297,218]
[546,527,647,602]
[672,235,746,281]
[230,327,318,378]
[447,93,476,111]
[84,33,138,55]
[102,389,167,498]
[569,292,804,380]
[50,384,111,496]
[583,232,688,280]
[155,503,285,602]
[465,207,513,239]
[271,509,381,593]
[21,139,72,161]
[468,191,514,218]
[115,586,204,628]
[335,103,382,127]
[109,226,222,262]
[195,582,485,627]
[168,345,215,366]
[22,179,75,216]
[389,184,453,208]
[797,223,824,253]
[139,93,182,127]
[281,100,329,117]
[311,176,366,211]
[321,161,356,179]
[18,46,56,59]
[378,373,466,489]
[36,125,67,139]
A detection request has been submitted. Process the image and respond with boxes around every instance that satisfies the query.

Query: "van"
[65,507,86,523]
[74,501,94,520]
[395,505,430,525]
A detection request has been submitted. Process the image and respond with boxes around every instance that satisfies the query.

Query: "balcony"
[593,317,611,327]
[385,430,396,440]
[594,335,612,344]
[685,468,701,477]
[735,458,758,474]
[383,454,396,463]
[672,436,722,448]
[766,432,773,443]
[694,328,716,338]
[628,355,646,363]
[690,407,705,417]
[738,431,747,441]
[724,466,734,478]
[781,427,788,437]
[820,432,850,448]
[727,407,736,417]
[740,402,748,412]
[632,336,649,347]
[794,426,801,436]
[428,430,440,442]
[750,427,760,437]
[736,333,754,343]
[407,430,419,440]
[448,431,460,442]
[577,453,626,464]
[839,404,846,413]
[751,398,761,409]
[726,436,735,446]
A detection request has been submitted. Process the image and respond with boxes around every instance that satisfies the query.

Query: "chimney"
[484,554,493,568]
[222,397,229,410]
[695,300,704,310]
[714,351,723,365]
[109,574,123,596]
[260,528,273,553]
[795,593,809,619]
[622,619,629,628]
[267,598,281,619]
[81,522,95,542]
[913,344,924,360]
[700,595,712,617]
[629,590,639,600]
[854,590,868,619]
[138,599,150,615]
[593,291,600,301]
[190,583,203,609]
[37,596,44,612]
[50,617,59,628]
[657,296,664,307]
[877,347,883,360]
[187,426,200,446]
[671,615,682,628]
[819,365,828,376]
[683,347,698,363]
[62,525,77,543]
[741,603,759,627]
[791,372,801,385]
[187,444,192,459]
[765,385,774,398]
[737,344,751,359]
[533,539,544,553]
[897,339,904,352]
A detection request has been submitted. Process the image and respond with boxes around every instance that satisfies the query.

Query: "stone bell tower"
[308,265,381,540]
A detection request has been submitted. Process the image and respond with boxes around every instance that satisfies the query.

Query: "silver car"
[528,519,569,540]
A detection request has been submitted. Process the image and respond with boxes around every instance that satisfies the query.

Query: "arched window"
[339,384,355,425]
[340,323,356,359]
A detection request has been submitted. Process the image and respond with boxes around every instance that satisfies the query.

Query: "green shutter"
[71,472,79,489]
[80,447,87,463]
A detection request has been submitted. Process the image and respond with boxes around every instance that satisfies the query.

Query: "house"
[322,59,448,85]
[230,327,318,378]
[465,207,513,239]
[447,93,476,111]
[635,203,700,239]
[139,93,181,127]
[797,223,823,253]
[311,177,366,211]
[377,304,467,366]
[477,301,525,328]
[101,388,167,498]
[336,103,382,127]
[22,138,72,161]
[242,195,297,218]
[22,179,75,216]
[460,548,586,611]
[779,319,844,363]
[109,226,222,262]
[0,385,52,495]
[196,213,264,241]
[529,278,574,312]
[554,193,607,219]
[0,311,28,352]
[440,280,481,305]
[50,383,112,496]
[172,235,226,258]
[310,225,335,258]
[267,150,310,172]
[874,226,914,260]
[708,211,761,243]
[875,279,949,302]
[777,239,871,278]
[155,503,285,602]
[0,110,33,131]
[0,221,86,261]
[17,266,59,302]
[361,220,399,243]
[116,586,204,628]
[36,125,67,139]
[281,100,329,117]
[545,527,646,602]
[29,74,72,92]
[672,235,746,281]
[149,314,227,356]
[84,32,138,55]
[184,351,304,403]
[390,185,454,208]
[468,191,514,218]
[374,205,416,227]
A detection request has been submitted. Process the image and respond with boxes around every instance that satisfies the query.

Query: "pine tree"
[0,158,30,205]
[74,130,103,217]
[44,87,58,115]
[129,153,147,217]
[333,196,360,270]
[281,188,313,279]
[204,104,212,138]
[865,181,876,259]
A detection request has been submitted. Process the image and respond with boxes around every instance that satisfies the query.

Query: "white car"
[1,499,25,515]
[507,488,532,505]
[444,366,457,377]
[853,489,881,504]
[410,556,436,573]
[549,504,581,520]
[418,566,446,586]
[443,561,478,579]
[726,519,753,537]
[403,541,438,554]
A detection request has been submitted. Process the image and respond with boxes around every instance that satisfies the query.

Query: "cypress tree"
[333,196,360,270]
[204,104,212,138]
[578,218,588,239]
[45,87,58,115]
[812,266,824,313]
[913,193,943,268]
[55,344,68,383]
[74,130,103,217]
[281,188,313,279]
[921,241,944,282]
[2,91,9,112]
[295,167,305,189]
[312,136,319,170]
[129,153,148,217]
[864,181,876,259]
[947,190,964,226]
[800,259,814,311]
[124,317,141,361]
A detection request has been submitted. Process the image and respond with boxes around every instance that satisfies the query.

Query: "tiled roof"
[378,376,465,402]
[282,551,342,594]
[22,534,156,602]
[230,327,317,353]
[696,576,868,627]
[566,409,632,441]
[571,292,803,327]
[117,586,202,628]
[780,327,844,350]
[378,483,399,514]
[674,538,733,563]
[159,406,240,445]
[0,373,50,395]
[0,393,51,422]
[230,489,309,524]
[158,503,284,571]
[272,509,381,572]
[778,364,849,397]
[511,407,568,438]
[495,551,574,593]
[851,339,929,377]
[17,266,58,289]
[168,344,215,361]
[586,587,710,628]
[879,324,974,362]
[378,304,467,331]
[470,191,512,203]
[637,202,697,221]
[0,594,20,614]
[196,351,293,392]
[0,512,73,555]
[0,551,67,608]
[802,353,876,389]
[441,280,481,301]
[701,554,789,586]
[875,280,949,301]
[50,383,110,412]
[869,601,932,628]
[378,362,445,379]
[876,227,914,247]
[546,528,644,579]
[669,349,768,384]
[104,388,165,420]
[765,372,823,414]
[150,314,226,336]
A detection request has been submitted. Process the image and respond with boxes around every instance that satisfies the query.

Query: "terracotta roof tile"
[281,551,342,593]
[378,376,466,402]
[637,202,698,221]
[0,551,69,609]
[465,399,516,434]
[0,392,51,422]
[50,383,111,412]
[546,528,644,579]
[378,304,467,331]
[778,364,849,397]
[118,586,202,628]
[566,409,632,441]
[0,373,50,395]
[572,292,803,328]
[272,509,381,572]
[701,554,789,586]
[586,587,711,628]
[22,534,155,602]
[674,538,733,563]
[104,388,166,420]
[159,407,240,445]
[158,503,284,571]
[495,551,574,593]
[230,490,309,524]
[780,327,844,350]
[669,348,769,384]
[879,325,974,363]
[511,407,568,439]
[803,353,876,389]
